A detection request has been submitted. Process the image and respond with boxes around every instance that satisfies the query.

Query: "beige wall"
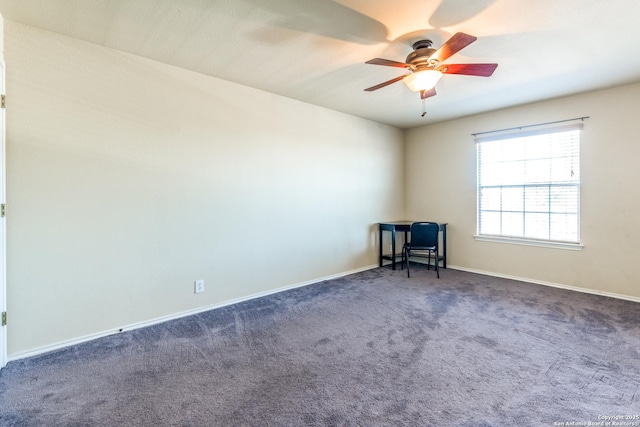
[4,21,405,357]
[406,82,640,299]
[5,18,639,358]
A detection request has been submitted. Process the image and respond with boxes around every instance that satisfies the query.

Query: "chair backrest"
[409,222,439,249]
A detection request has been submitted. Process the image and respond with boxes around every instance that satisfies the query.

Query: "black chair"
[404,222,440,278]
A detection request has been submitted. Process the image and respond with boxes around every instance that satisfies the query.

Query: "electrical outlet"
[194,279,205,294]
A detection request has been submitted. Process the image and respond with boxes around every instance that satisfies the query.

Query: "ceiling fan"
[364,32,497,115]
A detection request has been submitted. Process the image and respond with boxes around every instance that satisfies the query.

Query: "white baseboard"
[448,264,640,304]
[8,264,378,363]
[12,263,637,363]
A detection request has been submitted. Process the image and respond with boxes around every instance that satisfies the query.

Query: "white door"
[0,59,6,369]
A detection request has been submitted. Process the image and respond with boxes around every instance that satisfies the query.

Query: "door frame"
[0,58,7,369]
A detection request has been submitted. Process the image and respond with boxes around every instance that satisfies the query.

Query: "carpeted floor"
[1,266,639,426]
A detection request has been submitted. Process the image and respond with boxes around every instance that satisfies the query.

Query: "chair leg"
[427,251,431,270]
[434,249,440,278]
[406,248,410,278]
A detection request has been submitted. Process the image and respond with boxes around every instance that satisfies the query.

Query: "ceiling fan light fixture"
[402,69,443,92]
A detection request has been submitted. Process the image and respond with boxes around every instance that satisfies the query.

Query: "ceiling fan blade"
[438,63,498,77]
[364,75,409,92]
[430,32,477,63]
[365,58,410,68]
[420,88,437,99]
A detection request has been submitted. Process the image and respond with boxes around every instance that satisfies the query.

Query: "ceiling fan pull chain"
[421,97,427,117]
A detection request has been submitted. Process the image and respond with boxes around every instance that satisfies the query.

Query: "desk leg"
[401,230,408,270]
[378,227,383,267]
[391,228,397,270]
[442,227,447,269]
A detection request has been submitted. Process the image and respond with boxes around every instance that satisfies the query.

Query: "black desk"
[378,221,448,270]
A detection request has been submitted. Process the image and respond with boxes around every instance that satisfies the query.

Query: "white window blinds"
[476,123,582,244]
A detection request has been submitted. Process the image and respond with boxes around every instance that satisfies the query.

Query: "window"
[476,123,582,247]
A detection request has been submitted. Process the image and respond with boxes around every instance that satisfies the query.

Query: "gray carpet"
[1,266,639,426]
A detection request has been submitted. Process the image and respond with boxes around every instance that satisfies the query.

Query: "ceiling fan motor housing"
[406,40,438,70]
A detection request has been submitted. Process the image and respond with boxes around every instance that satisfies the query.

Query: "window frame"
[474,123,584,250]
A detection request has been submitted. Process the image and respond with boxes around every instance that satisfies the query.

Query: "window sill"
[474,235,584,251]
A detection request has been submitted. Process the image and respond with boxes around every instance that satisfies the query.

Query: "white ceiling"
[1,0,640,129]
